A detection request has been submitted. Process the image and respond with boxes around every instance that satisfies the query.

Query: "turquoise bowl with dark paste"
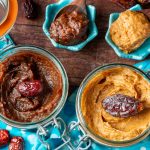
[105,4,150,60]
[43,0,98,52]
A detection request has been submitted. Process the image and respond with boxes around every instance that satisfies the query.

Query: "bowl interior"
[105,4,150,60]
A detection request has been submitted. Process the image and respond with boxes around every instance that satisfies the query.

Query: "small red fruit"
[102,94,144,118]
[0,129,10,146]
[18,80,43,97]
[9,137,24,150]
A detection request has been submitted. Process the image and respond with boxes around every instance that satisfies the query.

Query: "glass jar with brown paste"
[0,45,68,129]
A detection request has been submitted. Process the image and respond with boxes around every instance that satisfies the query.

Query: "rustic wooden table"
[10,0,149,91]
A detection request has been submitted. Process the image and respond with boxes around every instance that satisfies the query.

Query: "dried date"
[102,94,144,118]
[22,0,37,19]
[18,80,43,97]
[9,137,24,150]
[0,130,10,146]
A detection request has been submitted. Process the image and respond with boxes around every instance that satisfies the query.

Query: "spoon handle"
[71,0,87,14]
[72,0,86,5]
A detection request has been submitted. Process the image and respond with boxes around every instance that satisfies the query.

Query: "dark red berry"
[9,137,24,150]
[22,0,37,19]
[0,130,10,146]
[102,94,144,118]
[18,80,43,97]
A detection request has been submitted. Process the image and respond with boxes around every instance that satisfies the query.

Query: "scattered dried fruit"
[22,0,37,19]
[9,137,24,150]
[110,0,136,9]
[102,94,144,118]
[0,130,10,146]
[18,80,43,97]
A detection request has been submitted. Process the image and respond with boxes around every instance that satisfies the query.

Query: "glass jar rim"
[76,63,150,147]
[0,45,69,129]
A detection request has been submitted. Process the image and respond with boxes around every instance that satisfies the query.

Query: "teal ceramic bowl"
[43,0,98,52]
[105,4,150,60]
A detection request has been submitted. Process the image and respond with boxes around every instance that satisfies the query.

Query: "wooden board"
[10,0,150,91]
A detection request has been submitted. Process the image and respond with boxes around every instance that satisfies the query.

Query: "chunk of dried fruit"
[102,94,144,118]
[110,0,136,8]
[18,80,43,97]
[9,137,24,150]
[0,130,10,146]
[22,0,37,19]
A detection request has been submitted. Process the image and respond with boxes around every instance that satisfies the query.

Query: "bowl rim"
[105,4,150,61]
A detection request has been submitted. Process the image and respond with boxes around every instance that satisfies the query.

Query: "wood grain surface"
[10,0,150,91]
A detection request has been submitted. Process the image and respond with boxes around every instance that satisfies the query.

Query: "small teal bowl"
[105,4,150,60]
[43,0,98,52]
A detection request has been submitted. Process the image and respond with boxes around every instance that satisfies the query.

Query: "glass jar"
[76,63,150,147]
[0,45,69,130]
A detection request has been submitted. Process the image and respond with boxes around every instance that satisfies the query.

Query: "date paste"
[50,9,89,45]
[0,52,62,122]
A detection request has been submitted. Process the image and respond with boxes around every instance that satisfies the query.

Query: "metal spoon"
[54,0,87,20]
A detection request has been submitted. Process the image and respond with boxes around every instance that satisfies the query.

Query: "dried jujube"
[22,0,37,19]
[0,130,10,146]
[102,94,144,118]
[9,137,24,150]
[18,80,43,97]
